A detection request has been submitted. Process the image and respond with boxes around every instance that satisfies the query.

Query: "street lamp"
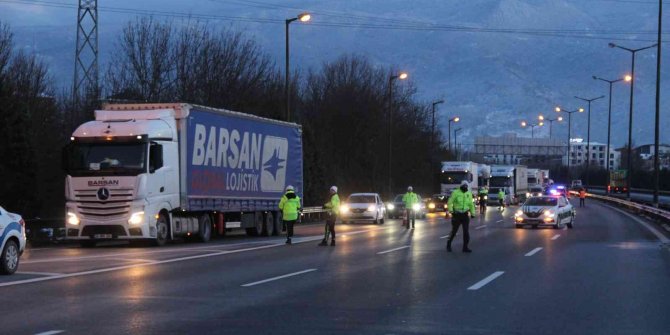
[609,42,657,201]
[555,106,585,177]
[448,116,460,153]
[388,71,408,197]
[593,75,630,193]
[575,95,605,187]
[285,12,311,122]
[431,99,445,155]
[454,128,463,160]
[521,121,543,138]
[538,114,562,138]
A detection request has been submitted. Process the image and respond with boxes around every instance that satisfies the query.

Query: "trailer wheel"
[246,212,264,236]
[263,212,275,236]
[153,212,169,246]
[271,211,282,236]
[198,214,212,242]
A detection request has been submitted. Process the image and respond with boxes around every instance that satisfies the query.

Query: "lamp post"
[593,75,631,193]
[609,42,657,201]
[285,12,311,122]
[454,128,463,160]
[555,106,585,178]
[653,0,663,207]
[520,121,543,138]
[431,100,445,155]
[574,95,605,187]
[388,72,408,197]
[538,114,562,138]
[448,116,460,153]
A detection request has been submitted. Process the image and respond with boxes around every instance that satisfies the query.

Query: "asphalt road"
[1,199,669,335]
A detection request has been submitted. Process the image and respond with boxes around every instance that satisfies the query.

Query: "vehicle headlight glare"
[340,205,349,213]
[544,210,554,217]
[67,212,80,225]
[128,211,145,225]
[387,204,395,210]
[428,203,436,209]
[412,203,420,211]
[367,205,376,212]
[515,210,523,216]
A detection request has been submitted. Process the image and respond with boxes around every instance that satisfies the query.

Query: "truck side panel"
[184,108,303,212]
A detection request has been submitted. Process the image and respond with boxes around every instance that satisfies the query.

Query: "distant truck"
[488,165,528,205]
[63,103,303,247]
[527,168,544,188]
[440,161,478,195]
[478,164,491,189]
[609,170,628,193]
[571,180,583,189]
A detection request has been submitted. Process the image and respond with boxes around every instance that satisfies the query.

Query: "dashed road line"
[377,246,410,255]
[467,271,504,290]
[496,220,504,223]
[525,247,543,257]
[34,331,65,335]
[241,269,317,287]
[551,234,561,240]
[475,225,487,230]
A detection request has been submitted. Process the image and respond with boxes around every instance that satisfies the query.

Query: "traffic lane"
[0,209,554,334]
[403,200,670,335]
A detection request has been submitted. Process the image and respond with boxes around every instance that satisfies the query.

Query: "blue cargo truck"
[63,103,303,247]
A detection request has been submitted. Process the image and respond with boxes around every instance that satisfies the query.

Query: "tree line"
[0,18,450,218]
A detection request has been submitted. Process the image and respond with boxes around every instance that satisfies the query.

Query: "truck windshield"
[490,176,511,187]
[441,172,467,184]
[65,142,147,176]
[528,177,538,184]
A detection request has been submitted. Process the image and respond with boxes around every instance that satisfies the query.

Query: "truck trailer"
[63,103,303,247]
[488,165,528,205]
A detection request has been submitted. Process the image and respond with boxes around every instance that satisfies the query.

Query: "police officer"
[320,186,340,246]
[402,186,419,229]
[497,188,506,211]
[447,180,476,253]
[278,185,301,245]
[579,188,586,207]
[477,186,488,213]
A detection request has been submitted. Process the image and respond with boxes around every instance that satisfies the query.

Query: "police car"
[0,206,26,275]
[514,195,575,229]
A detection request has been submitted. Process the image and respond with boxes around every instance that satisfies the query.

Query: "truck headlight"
[387,204,395,210]
[128,211,145,225]
[412,203,420,211]
[428,203,436,209]
[67,212,80,225]
[367,205,376,212]
[340,205,349,214]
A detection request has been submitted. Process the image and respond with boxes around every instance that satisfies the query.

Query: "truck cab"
[440,161,478,195]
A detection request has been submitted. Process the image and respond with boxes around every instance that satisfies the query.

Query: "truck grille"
[74,188,134,218]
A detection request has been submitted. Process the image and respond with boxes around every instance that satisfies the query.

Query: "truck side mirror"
[149,143,163,173]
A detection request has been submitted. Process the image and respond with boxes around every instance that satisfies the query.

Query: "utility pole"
[73,0,99,126]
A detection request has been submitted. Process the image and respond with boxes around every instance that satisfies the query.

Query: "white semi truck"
[63,103,303,247]
[477,164,491,189]
[527,168,544,188]
[440,161,478,194]
[488,165,528,205]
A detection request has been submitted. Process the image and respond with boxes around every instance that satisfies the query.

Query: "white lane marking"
[22,228,387,265]
[439,235,450,239]
[475,225,487,230]
[35,331,65,335]
[605,204,670,243]
[241,269,317,287]
[0,228,385,288]
[467,271,504,290]
[551,234,561,240]
[16,271,64,276]
[525,247,543,257]
[377,245,410,255]
[496,220,504,223]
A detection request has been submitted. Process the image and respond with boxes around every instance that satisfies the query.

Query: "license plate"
[93,234,113,239]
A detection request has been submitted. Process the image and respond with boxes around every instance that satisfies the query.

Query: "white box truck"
[488,165,528,205]
[63,103,303,247]
[440,161,478,195]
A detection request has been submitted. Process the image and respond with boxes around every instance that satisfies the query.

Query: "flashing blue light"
[556,186,565,189]
[550,189,559,195]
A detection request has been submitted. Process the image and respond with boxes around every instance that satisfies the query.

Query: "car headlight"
[412,203,420,211]
[526,193,531,198]
[428,203,436,209]
[387,204,395,210]
[515,210,523,216]
[340,205,349,213]
[544,210,554,217]
[128,211,145,225]
[484,195,488,200]
[67,212,80,225]
[367,205,376,212]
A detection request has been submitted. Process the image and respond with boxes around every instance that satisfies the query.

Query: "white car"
[0,206,26,275]
[340,193,386,224]
[514,195,575,229]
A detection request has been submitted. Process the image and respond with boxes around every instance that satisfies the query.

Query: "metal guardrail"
[584,185,670,196]
[300,206,328,223]
[571,191,670,224]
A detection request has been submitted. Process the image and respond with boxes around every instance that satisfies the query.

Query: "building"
[475,133,566,168]
[562,138,621,170]
[632,144,670,170]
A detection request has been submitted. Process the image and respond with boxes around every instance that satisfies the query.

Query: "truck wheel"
[264,212,275,236]
[153,213,169,246]
[198,214,212,242]
[0,239,20,275]
[271,211,282,236]
[246,213,264,236]
[79,240,96,248]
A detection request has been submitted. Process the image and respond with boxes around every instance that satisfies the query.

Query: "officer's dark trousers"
[448,212,470,249]
[579,198,585,207]
[284,220,296,239]
[324,215,336,241]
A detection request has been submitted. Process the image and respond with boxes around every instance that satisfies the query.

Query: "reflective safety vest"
[402,192,419,208]
[279,191,301,221]
[448,189,476,215]
[324,193,340,215]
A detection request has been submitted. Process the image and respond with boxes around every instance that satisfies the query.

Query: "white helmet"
[330,185,338,193]
[461,180,469,186]
[286,185,294,191]
[407,186,413,192]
